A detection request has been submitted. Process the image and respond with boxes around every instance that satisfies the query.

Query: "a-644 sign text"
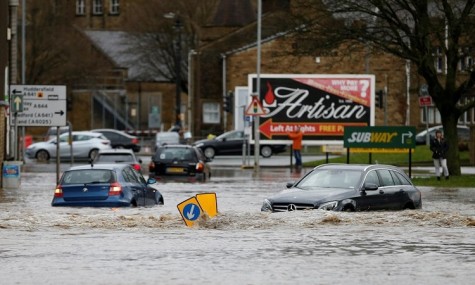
[10,85,67,127]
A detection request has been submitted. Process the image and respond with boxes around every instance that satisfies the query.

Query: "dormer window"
[76,0,85,15]
[434,47,444,74]
[93,0,103,15]
[110,0,120,15]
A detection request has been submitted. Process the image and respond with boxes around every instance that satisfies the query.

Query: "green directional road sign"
[344,126,416,148]
[11,94,23,112]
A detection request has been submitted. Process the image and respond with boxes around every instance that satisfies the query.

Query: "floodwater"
[0,168,474,285]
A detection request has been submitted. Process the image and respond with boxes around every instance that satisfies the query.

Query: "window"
[377,170,395,186]
[93,0,103,15]
[434,47,444,73]
[393,171,412,186]
[203,102,220,124]
[459,47,473,71]
[458,97,475,124]
[122,167,139,183]
[76,0,85,15]
[364,171,380,187]
[110,0,120,15]
[420,107,441,124]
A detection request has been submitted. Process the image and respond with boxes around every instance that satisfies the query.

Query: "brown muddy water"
[0,169,474,285]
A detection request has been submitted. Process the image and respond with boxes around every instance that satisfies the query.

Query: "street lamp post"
[171,16,183,130]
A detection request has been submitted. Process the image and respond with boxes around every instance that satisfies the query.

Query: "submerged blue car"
[52,164,163,207]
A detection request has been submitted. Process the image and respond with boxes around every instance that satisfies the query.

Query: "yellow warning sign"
[245,96,266,116]
[177,197,203,227]
[196,193,218,218]
[177,193,218,227]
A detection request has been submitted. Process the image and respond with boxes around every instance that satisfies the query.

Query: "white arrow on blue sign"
[183,203,201,221]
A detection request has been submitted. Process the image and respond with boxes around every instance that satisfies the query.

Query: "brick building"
[3,0,474,158]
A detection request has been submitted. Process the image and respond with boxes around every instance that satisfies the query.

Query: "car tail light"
[109,182,122,196]
[196,162,205,172]
[132,163,141,171]
[149,161,155,172]
[54,185,63,197]
[131,138,139,144]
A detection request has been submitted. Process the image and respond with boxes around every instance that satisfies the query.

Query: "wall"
[225,35,410,130]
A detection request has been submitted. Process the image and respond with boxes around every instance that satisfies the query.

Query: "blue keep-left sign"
[177,197,203,227]
[183,203,201,221]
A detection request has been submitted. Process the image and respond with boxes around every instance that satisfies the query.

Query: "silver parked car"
[26,131,112,162]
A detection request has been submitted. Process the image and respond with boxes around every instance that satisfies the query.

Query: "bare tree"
[292,0,475,175]
[125,0,219,93]
[25,0,107,86]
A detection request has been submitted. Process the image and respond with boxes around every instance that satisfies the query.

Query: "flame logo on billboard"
[263,82,277,108]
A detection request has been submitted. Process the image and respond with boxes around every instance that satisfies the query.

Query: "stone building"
[4,0,474,156]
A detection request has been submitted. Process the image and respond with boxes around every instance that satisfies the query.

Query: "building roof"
[84,30,169,82]
[211,0,256,26]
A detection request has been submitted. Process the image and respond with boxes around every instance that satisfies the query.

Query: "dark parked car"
[93,149,143,172]
[261,164,422,212]
[149,145,211,182]
[91,129,141,152]
[415,125,469,150]
[193,130,287,159]
[52,164,163,207]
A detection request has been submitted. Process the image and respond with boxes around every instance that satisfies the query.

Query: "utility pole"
[0,0,9,165]
[9,0,19,160]
[172,16,183,130]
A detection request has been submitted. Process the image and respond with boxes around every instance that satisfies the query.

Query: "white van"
[155,132,180,150]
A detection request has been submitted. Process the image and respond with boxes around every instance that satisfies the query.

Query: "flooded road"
[0,168,474,284]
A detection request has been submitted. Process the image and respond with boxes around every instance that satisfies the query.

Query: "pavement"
[206,154,475,175]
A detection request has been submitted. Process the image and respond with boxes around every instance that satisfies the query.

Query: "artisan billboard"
[248,74,376,145]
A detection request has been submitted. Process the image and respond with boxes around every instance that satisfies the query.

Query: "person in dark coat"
[430,130,449,180]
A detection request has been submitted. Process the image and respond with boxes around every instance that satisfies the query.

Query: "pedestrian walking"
[430,130,449,180]
[288,127,303,169]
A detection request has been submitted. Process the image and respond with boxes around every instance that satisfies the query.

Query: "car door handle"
[379,190,384,194]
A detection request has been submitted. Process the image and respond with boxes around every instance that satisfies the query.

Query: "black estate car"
[193,130,287,159]
[261,164,422,212]
[91,129,141,152]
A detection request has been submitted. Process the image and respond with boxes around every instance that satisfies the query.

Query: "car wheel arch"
[203,147,216,159]
[88,149,99,160]
[260,145,273,158]
[341,199,357,211]
[130,199,138,207]
[36,149,50,161]
[403,202,416,210]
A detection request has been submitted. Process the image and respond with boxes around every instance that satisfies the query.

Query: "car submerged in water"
[148,145,211,182]
[261,164,422,212]
[52,164,163,207]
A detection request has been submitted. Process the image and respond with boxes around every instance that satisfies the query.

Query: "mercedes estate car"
[261,164,422,212]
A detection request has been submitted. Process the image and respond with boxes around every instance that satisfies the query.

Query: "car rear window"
[61,169,115,184]
[154,148,194,161]
[95,154,134,163]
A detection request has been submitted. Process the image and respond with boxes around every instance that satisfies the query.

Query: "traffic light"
[67,97,73,111]
[223,91,233,113]
[375,90,384,109]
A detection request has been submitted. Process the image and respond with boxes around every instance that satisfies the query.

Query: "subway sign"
[344,126,416,148]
